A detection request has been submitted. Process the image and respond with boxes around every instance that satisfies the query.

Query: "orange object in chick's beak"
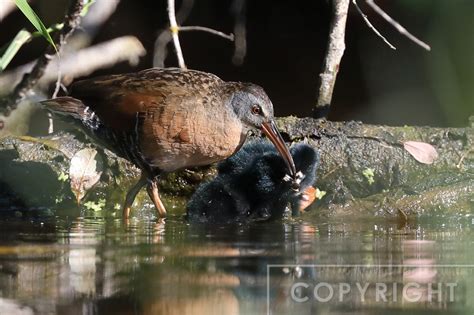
[299,186,317,212]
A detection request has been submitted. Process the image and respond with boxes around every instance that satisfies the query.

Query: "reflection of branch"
[365,0,431,51]
[0,0,84,115]
[0,37,146,94]
[352,0,396,50]
[314,0,350,118]
[167,0,186,69]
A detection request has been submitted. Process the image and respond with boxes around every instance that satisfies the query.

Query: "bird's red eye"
[251,105,261,115]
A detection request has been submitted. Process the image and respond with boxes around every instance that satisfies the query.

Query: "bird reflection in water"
[186,140,320,223]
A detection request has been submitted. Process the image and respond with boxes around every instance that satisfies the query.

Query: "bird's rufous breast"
[140,94,245,172]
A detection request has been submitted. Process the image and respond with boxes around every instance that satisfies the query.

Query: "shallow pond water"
[0,208,473,315]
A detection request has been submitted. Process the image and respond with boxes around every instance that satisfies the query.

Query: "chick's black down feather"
[186,140,319,223]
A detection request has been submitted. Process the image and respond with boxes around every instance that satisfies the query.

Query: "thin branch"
[153,31,173,68]
[366,0,431,51]
[314,0,350,118]
[156,0,233,68]
[456,149,472,169]
[0,36,145,136]
[0,1,16,21]
[231,0,247,65]
[52,59,63,99]
[48,58,62,134]
[0,37,146,94]
[176,0,195,22]
[178,26,234,41]
[153,0,194,68]
[167,0,186,69]
[352,0,396,50]
[80,0,120,36]
[153,25,234,68]
[0,0,84,116]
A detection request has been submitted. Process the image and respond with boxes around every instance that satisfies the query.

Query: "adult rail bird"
[41,68,296,219]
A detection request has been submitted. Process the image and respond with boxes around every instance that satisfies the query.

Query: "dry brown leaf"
[403,141,438,164]
[69,148,103,203]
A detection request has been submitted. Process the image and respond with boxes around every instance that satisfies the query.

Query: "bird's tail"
[40,96,88,120]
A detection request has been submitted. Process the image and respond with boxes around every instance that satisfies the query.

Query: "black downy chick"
[186,140,319,223]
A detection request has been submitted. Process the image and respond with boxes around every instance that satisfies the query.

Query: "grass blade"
[14,0,57,51]
[0,29,31,72]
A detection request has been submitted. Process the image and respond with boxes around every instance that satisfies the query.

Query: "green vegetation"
[14,0,57,50]
[362,168,375,185]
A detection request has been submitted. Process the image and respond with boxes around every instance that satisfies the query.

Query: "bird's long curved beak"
[261,120,297,178]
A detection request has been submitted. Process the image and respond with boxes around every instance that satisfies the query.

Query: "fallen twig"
[456,149,472,169]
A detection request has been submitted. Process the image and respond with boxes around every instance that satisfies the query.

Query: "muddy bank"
[0,117,472,218]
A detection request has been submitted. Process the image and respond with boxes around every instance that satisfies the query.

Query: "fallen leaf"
[69,148,103,203]
[403,141,438,164]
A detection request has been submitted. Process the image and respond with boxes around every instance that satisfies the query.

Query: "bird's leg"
[146,177,167,218]
[123,173,148,220]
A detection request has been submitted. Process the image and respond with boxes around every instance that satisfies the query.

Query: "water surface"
[0,208,473,315]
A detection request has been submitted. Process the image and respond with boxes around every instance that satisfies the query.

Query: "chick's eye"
[251,105,261,115]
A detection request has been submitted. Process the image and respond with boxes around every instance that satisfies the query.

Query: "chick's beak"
[261,120,297,178]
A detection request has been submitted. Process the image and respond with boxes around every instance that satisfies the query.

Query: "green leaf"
[14,0,57,51]
[0,29,31,72]
[31,23,63,39]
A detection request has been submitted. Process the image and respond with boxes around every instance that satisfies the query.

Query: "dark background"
[1,0,472,127]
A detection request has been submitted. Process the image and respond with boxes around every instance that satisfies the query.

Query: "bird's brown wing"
[69,68,223,133]
[70,74,161,132]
